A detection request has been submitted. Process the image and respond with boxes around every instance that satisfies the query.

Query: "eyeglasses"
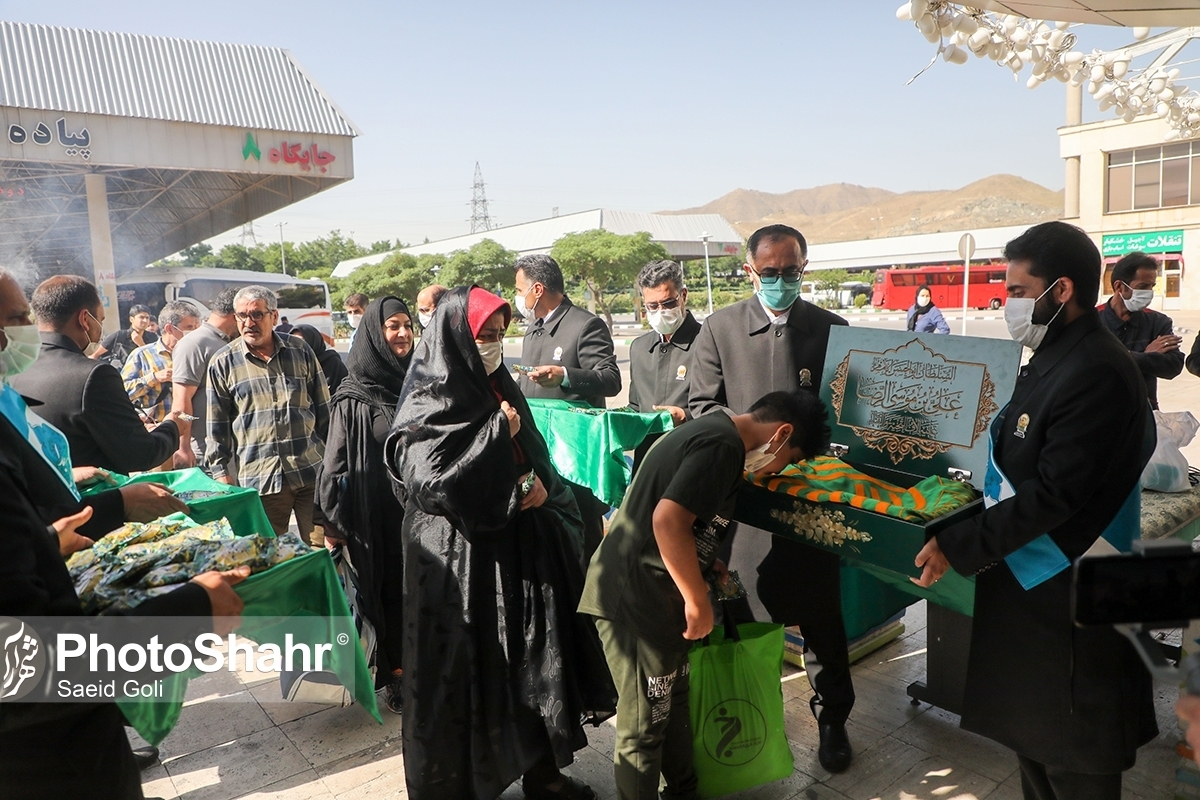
[644,297,681,312]
[235,310,270,322]
[751,266,804,285]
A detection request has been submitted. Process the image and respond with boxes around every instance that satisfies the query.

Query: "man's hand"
[120,482,189,522]
[72,466,116,488]
[653,405,688,425]
[324,533,346,551]
[154,367,173,383]
[53,506,95,557]
[190,566,250,636]
[711,558,730,588]
[683,594,715,640]
[529,365,565,388]
[520,474,548,510]
[1178,695,1200,763]
[172,448,196,469]
[501,400,521,438]
[213,475,235,486]
[912,536,950,588]
[1146,334,1183,354]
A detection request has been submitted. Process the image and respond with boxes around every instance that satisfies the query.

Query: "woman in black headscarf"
[385,286,615,800]
[291,323,350,394]
[316,297,414,712]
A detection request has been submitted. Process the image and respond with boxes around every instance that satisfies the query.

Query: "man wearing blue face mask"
[1097,251,1182,410]
[913,222,1157,800]
[688,224,856,773]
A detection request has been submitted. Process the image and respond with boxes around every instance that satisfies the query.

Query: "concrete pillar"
[1064,83,1084,220]
[84,173,120,335]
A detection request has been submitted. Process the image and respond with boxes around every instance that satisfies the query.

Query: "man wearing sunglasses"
[689,224,856,773]
[627,260,700,473]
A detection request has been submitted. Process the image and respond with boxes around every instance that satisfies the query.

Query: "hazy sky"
[2,1,1141,249]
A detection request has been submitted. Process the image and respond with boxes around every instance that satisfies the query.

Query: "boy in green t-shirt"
[579,390,830,800]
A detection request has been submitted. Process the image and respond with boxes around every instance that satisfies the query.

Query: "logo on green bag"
[702,698,767,766]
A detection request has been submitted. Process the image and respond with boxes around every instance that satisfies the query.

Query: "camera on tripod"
[1073,538,1200,695]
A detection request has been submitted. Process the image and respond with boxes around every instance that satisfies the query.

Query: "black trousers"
[1017,754,1121,800]
[730,532,855,725]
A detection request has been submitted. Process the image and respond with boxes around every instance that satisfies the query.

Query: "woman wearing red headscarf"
[385,286,616,800]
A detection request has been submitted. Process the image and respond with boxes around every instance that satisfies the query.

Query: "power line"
[468,161,493,233]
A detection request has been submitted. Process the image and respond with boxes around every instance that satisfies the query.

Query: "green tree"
[180,243,213,268]
[338,252,437,308]
[437,239,518,295]
[550,230,667,327]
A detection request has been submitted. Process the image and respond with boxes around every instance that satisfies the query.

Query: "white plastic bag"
[1141,410,1199,493]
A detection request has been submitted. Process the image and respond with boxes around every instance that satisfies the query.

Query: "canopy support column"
[85,173,120,334]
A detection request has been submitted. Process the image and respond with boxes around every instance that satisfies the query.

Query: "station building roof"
[332,209,744,278]
[0,21,357,279]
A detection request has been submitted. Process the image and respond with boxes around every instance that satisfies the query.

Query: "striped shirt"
[122,339,173,422]
[205,333,330,494]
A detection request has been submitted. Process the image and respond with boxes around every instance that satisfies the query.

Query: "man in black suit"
[9,276,180,472]
[913,222,1157,799]
[689,224,856,773]
[515,254,621,558]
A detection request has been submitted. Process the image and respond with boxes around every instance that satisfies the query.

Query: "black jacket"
[517,297,621,408]
[0,425,210,799]
[688,296,846,416]
[627,311,701,416]
[937,311,1157,772]
[9,332,178,472]
[1098,301,1183,409]
[0,408,124,539]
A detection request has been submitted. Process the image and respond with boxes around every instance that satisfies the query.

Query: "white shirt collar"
[757,295,791,326]
[539,299,565,326]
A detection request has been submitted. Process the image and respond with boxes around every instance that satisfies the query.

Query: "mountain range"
[665,174,1064,243]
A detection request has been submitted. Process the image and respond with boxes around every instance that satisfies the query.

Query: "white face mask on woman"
[476,340,504,374]
[1004,278,1063,350]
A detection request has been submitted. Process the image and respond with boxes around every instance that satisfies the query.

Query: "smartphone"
[1073,546,1200,627]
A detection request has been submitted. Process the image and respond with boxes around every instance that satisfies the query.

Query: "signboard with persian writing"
[820,328,1022,491]
[1101,229,1183,257]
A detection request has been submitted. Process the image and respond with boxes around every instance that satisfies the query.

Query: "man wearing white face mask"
[913,222,1157,800]
[1097,251,1182,410]
[9,276,181,474]
[415,284,447,331]
[343,292,369,351]
[628,260,700,472]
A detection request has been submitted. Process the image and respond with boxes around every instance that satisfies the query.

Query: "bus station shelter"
[0,21,357,333]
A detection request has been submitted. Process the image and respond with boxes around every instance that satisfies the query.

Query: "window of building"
[1107,143,1200,212]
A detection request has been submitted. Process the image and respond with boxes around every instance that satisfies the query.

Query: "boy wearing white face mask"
[579,389,829,800]
[628,260,701,472]
[343,292,369,351]
[1097,251,1182,410]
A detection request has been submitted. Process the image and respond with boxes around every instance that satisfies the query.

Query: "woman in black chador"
[385,286,616,800]
[317,297,414,711]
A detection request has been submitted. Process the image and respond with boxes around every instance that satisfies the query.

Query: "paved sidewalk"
[134,601,1181,800]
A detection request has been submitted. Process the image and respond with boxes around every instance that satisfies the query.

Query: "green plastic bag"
[688,621,793,798]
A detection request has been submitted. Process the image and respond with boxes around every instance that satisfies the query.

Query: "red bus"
[871,264,1007,311]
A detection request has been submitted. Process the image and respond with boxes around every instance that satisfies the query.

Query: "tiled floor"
[135,600,1182,800]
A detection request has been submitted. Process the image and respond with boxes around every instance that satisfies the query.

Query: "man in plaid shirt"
[122,300,200,423]
[205,286,330,542]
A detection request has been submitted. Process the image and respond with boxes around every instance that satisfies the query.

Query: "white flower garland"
[899,2,1200,140]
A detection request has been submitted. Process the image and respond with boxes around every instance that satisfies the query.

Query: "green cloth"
[116,548,382,744]
[83,468,275,538]
[525,399,672,507]
[749,456,979,522]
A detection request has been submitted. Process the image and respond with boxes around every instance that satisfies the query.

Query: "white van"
[116,267,333,340]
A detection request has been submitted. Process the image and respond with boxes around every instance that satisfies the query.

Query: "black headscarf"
[292,324,349,394]
[339,297,413,411]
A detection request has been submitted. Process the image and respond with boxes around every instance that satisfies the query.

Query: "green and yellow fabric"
[82,467,274,538]
[525,399,673,507]
[748,456,979,522]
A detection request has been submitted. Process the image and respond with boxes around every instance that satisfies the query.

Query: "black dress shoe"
[818,722,852,773]
[132,745,159,771]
